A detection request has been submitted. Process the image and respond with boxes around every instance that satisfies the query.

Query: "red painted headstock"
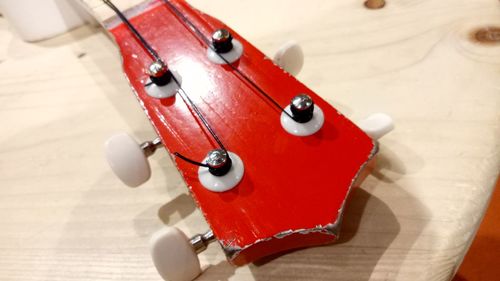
[104,0,376,272]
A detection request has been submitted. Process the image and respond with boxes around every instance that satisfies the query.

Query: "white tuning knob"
[104,133,152,187]
[150,227,202,281]
[273,41,304,76]
[357,113,394,140]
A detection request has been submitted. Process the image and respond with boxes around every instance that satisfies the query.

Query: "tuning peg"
[290,94,315,123]
[280,94,325,136]
[104,133,162,187]
[273,41,304,76]
[212,29,234,54]
[150,227,215,281]
[357,113,394,140]
[147,60,172,86]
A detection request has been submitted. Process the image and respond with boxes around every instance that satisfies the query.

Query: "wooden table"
[1,1,499,280]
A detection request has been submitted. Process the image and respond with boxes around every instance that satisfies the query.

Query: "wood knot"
[472,27,500,44]
[364,0,386,9]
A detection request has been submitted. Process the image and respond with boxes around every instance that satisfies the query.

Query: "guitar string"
[103,0,225,167]
[103,0,161,62]
[161,0,295,120]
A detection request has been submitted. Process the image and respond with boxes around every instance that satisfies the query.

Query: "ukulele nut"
[290,94,315,123]
[147,60,172,86]
[212,29,234,53]
[206,149,232,177]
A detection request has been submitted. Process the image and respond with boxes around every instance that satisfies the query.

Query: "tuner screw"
[290,94,315,123]
[212,29,234,53]
[206,149,232,177]
[140,138,163,157]
[147,60,172,86]
[189,230,216,254]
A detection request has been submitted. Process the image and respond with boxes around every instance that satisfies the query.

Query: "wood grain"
[1,0,499,280]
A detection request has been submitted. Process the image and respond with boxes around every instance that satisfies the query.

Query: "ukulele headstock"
[98,0,393,280]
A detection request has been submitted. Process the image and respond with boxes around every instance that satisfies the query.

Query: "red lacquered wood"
[106,0,376,265]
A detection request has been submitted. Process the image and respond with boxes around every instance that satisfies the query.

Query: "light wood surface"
[1,0,499,280]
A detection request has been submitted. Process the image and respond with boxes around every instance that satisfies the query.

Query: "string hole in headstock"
[207,29,244,65]
[291,94,315,123]
[198,151,244,193]
[145,67,182,100]
[147,60,172,86]
[212,29,234,54]
[206,149,233,177]
[280,94,325,137]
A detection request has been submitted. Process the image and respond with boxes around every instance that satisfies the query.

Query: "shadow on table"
[246,188,401,281]
[197,186,417,281]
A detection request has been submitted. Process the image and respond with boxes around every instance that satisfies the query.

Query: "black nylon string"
[170,75,227,151]
[103,0,162,62]
[161,0,295,120]
[174,152,209,167]
[103,0,227,167]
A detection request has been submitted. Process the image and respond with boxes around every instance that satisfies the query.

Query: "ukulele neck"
[79,0,147,24]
